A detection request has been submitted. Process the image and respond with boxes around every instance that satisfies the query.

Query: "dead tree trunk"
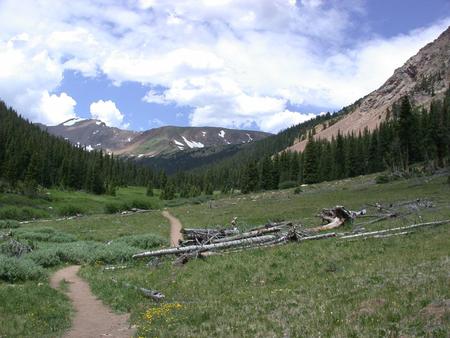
[133,234,279,258]
[340,219,450,239]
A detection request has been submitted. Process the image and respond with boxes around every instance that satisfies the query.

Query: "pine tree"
[241,161,258,194]
[146,181,154,196]
[303,135,319,184]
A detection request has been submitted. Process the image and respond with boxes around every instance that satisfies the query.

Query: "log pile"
[133,206,355,262]
[132,203,450,266]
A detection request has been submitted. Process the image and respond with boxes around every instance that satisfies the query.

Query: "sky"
[0,0,449,133]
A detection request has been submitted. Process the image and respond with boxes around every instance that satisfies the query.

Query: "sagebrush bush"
[27,241,139,267]
[27,249,61,267]
[0,220,20,229]
[57,204,84,217]
[104,203,130,214]
[130,199,152,210]
[13,227,77,243]
[114,234,167,249]
[0,254,45,282]
[0,206,49,221]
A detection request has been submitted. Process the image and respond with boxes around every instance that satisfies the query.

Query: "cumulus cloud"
[39,92,77,125]
[0,0,448,132]
[90,100,127,128]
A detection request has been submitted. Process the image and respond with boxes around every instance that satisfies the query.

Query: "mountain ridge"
[286,25,450,152]
[40,119,271,157]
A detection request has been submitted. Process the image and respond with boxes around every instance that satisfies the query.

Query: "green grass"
[0,186,162,221]
[0,281,72,337]
[76,174,450,337]
[0,200,170,337]
[1,173,449,337]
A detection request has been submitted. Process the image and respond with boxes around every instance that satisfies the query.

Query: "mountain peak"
[41,122,271,158]
[287,25,450,153]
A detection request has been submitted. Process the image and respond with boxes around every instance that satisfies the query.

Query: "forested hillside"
[0,101,154,195]
[165,89,450,196]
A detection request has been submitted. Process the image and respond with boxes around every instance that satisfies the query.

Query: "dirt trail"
[162,210,183,246]
[50,265,135,338]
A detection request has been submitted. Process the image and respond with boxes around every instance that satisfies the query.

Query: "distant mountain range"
[38,26,450,174]
[39,119,271,157]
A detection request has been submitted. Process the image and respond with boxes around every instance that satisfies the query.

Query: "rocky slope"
[41,119,270,157]
[287,25,450,153]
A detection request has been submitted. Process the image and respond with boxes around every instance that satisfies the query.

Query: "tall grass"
[0,254,45,282]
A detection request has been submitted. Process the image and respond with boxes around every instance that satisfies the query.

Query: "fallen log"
[133,234,279,258]
[111,278,164,301]
[340,219,450,239]
[210,223,294,244]
[310,206,361,232]
[103,265,128,271]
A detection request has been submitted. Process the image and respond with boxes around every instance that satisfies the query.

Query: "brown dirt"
[419,299,450,332]
[162,210,183,247]
[350,298,386,319]
[50,265,135,338]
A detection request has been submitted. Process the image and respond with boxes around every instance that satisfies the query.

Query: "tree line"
[0,101,156,195]
[1,87,449,199]
[166,88,450,196]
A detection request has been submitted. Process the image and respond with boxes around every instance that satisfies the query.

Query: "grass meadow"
[0,173,449,337]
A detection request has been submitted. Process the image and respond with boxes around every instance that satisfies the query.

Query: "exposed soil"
[350,298,386,320]
[50,265,135,338]
[419,299,450,332]
[162,210,184,247]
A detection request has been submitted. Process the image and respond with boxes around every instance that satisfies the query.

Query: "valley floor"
[1,173,449,337]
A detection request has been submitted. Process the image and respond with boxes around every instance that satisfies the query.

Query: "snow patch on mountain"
[182,136,204,149]
[174,139,184,146]
[63,118,86,126]
[218,130,225,138]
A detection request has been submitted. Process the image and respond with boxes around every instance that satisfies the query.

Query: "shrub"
[0,239,33,257]
[27,241,140,266]
[278,181,298,190]
[57,204,84,217]
[0,220,20,229]
[293,187,302,195]
[104,202,131,214]
[13,227,77,243]
[27,249,61,267]
[114,234,167,250]
[104,203,120,214]
[375,175,390,184]
[131,200,153,210]
[0,255,45,282]
[0,206,49,221]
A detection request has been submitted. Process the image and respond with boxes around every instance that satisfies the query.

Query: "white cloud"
[142,90,169,105]
[260,110,317,133]
[0,0,448,132]
[90,100,127,128]
[40,92,77,125]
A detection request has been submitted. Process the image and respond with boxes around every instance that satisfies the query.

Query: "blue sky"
[0,0,449,132]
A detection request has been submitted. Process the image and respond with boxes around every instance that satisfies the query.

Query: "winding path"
[50,265,135,338]
[162,210,184,247]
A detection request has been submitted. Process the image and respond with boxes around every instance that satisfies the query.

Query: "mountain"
[0,102,153,195]
[40,118,139,153]
[286,25,450,152]
[41,119,271,157]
